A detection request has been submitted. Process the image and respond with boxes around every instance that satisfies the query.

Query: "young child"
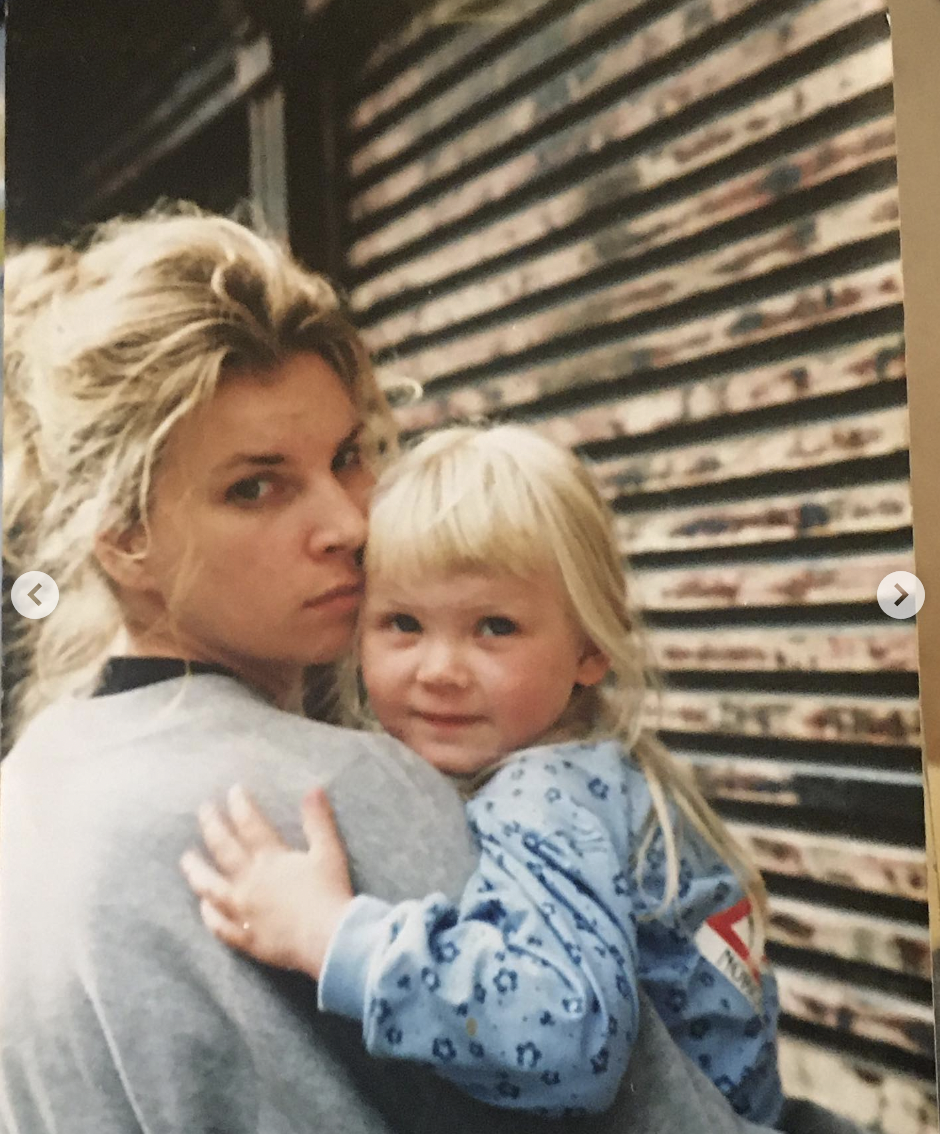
[182,425,783,1125]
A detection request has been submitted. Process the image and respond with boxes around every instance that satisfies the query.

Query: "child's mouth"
[414,711,483,729]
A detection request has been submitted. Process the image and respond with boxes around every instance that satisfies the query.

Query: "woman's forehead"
[165,353,359,473]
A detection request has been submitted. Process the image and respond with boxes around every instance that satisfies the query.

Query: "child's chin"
[416,743,497,778]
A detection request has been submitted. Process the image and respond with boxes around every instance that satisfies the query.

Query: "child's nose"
[416,640,469,686]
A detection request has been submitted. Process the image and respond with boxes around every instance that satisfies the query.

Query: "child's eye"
[333,442,363,473]
[479,616,518,637]
[388,613,422,633]
[226,476,276,504]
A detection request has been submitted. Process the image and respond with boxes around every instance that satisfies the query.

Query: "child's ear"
[576,640,609,687]
[94,525,156,593]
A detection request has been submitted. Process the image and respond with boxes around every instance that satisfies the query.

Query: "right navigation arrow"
[894,583,909,607]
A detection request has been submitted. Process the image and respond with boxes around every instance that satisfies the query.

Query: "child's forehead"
[366,565,558,607]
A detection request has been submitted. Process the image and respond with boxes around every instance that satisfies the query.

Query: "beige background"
[888,0,940,954]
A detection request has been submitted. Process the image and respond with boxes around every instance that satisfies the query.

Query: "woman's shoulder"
[2,676,444,821]
[2,678,474,903]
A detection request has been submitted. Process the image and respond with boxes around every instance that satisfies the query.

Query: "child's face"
[359,568,608,775]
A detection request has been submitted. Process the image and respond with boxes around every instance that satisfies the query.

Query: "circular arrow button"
[11,572,60,620]
[877,571,925,619]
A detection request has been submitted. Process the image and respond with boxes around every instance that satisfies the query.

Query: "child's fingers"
[300,785,341,850]
[180,849,238,920]
[198,801,249,875]
[198,898,255,954]
[226,784,287,852]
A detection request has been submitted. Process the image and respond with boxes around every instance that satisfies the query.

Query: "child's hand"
[180,784,354,981]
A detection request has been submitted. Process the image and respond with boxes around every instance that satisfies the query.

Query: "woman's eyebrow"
[217,423,363,473]
[336,422,365,450]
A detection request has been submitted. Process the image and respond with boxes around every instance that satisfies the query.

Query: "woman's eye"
[479,616,518,638]
[333,442,363,473]
[388,613,421,633]
[226,476,276,504]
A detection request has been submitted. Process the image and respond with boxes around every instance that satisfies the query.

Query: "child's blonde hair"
[3,205,395,745]
[364,424,768,936]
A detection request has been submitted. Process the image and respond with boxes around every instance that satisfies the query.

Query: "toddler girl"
[182,425,783,1125]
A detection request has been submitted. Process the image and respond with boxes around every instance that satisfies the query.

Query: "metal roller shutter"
[340,1,935,1127]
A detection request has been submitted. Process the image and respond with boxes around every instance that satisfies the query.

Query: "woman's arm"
[185,756,641,1115]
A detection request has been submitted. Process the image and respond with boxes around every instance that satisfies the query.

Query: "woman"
[0,209,843,1134]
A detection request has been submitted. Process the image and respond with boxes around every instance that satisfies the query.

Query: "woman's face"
[128,352,372,694]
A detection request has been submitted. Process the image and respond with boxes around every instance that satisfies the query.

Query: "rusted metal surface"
[376,183,898,377]
[351,0,765,221]
[350,0,641,177]
[778,1038,937,1134]
[776,967,935,1058]
[350,0,888,262]
[727,822,927,900]
[649,624,918,673]
[390,261,904,425]
[352,41,894,311]
[650,690,921,747]
[618,481,911,555]
[538,334,905,450]
[364,121,897,351]
[352,0,555,131]
[598,406,908,499]
[634,551,914,611]
[767,896,931,979]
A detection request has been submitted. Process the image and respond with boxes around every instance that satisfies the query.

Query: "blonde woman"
[0,209,839,1134]
[183,426,783,1125]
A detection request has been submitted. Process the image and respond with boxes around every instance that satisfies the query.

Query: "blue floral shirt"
[318,741,782,1123]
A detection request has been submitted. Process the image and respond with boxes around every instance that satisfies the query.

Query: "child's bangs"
[366,447,553,582]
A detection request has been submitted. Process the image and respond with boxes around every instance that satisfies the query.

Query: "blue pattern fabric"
[319,740,783,1123]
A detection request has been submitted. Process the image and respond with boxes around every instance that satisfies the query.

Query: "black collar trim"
[93,657,238,696]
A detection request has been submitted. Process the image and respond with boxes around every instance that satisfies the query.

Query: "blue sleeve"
[318,751,640,1114]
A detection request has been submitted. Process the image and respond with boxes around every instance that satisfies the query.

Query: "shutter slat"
[652,691,920,747]
[618,481,911,554]
[727,823,926,900]
[634,551,912,610]
[649,624,917,673]
[768,896,930,979]
[776,968,934,1058]
[596,405,908,497]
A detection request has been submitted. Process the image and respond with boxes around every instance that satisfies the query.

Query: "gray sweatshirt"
[0,674,857,1134]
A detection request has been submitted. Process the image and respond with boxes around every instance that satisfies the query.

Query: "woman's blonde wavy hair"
[3,205,395,746]
[361,425,768,940]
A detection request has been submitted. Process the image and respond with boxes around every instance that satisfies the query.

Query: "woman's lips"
[303,583,362,611]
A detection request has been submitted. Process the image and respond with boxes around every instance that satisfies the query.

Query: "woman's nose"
[308,479,368,556]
